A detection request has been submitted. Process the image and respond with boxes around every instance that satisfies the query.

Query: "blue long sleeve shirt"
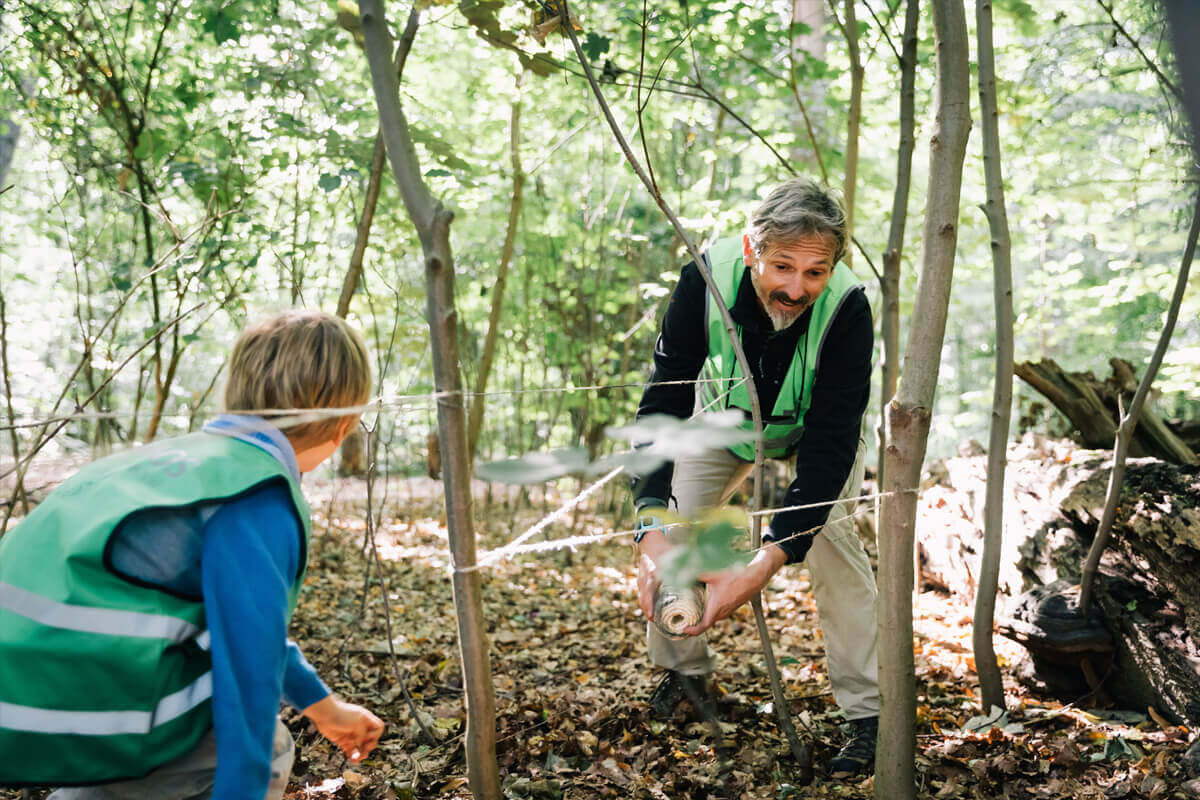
[202,482,328,796]
[108,415,329,797]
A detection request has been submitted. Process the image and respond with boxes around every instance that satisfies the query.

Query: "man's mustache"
[770,291,808,308]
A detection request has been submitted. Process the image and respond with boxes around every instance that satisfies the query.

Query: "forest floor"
[275,474,1198,800]
[4,469,1198,799]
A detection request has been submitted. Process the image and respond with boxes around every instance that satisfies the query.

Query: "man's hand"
[303,694,385,763]
[634,513,671,621]
[682,544,788,636]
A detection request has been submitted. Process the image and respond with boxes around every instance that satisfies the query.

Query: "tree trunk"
[336,132,387,321]
[973,0,1015,714]
[789,0,829,175]
[336,29,418,478]
[467,69,525,467]
[877,0,919,487]
[0,0,17,191]
[0,117,16,189]
[841,0,862,263]
[357,3,500,797]
[1164,1,1200,164]
[1079,189,1200,615]
[877,1,971,796]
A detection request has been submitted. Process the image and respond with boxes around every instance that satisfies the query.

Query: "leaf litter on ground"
[5,473,1196,800]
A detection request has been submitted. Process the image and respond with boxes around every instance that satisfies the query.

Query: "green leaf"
[173,75,201,110]
[582,33,610,61]
[408,125,471,171]
[475,448,590,483]
[132,128,164,161]
[1102,735,1142,763]
[425,168,452,178]
[605,411,754,457]
[519,52,557,77]
[962,706,1008,734]
[657,510,752,587]
[202,8,240,44]
[318,173,342,192]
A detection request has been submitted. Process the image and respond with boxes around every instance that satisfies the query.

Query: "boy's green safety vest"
[0,433,311,786]
[698,236,865,460]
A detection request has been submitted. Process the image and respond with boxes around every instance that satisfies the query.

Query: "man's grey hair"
[746,178,848,263]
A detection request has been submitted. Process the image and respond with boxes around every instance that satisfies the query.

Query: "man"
[631,178,878,778]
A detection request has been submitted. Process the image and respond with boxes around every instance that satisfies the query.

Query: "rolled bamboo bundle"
[654,583,706,639]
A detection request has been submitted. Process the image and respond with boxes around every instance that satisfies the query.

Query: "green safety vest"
[0,433,311,786]
[697,236,865,460]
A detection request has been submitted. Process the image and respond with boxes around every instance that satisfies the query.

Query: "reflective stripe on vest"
[697,236,864,460]
[0,671,212,736]
[0,581,201,643]
[0,432,311,785]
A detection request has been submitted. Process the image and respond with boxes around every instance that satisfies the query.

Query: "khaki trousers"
[646,437,880,720]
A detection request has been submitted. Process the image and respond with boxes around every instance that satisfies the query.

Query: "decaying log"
[915,435,1200,723]
[1015,358,1198,465]
[1168,418,1200,453]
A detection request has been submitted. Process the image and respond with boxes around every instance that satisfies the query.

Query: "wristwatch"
[634,514,664,544]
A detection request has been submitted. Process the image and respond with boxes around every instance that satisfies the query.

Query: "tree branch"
[1096,0,1184,102]
[864,0,903,63]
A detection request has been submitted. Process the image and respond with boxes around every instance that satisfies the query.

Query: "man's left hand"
[682,544,788,636]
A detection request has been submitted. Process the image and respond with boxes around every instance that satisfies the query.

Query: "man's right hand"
[634,513,671,620]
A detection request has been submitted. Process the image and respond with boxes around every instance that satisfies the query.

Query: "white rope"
[0,376,748,431]
[746,488,914,518]
[465,375,750,570]
[453,497,904,574]
[474,466,627,569]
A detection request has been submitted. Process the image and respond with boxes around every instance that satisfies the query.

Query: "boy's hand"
[303,695,385,762]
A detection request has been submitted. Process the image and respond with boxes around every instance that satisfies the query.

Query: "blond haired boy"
[0,310,383,798]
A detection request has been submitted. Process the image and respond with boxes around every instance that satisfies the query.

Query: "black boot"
[828,716,877,778]
[648,670,713,721]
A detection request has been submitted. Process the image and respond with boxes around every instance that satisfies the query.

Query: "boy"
[0,310,384,798]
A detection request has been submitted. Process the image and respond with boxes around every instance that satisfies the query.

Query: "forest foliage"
[0,0,1196,474]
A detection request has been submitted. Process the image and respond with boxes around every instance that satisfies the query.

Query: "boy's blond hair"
[224,310,371,446]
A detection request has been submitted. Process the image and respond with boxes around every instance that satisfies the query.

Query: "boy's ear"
[333,417,357,446]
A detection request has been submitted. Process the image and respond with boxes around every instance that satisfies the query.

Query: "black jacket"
[633,258,873,563]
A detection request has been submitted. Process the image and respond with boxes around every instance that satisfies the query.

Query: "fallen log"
[1015,358,1197,465]
[1168,418,1200,453]
[915,435,1200,723]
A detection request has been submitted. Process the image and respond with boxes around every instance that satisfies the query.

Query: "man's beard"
[764,292,809,331]
[750,269,808,331]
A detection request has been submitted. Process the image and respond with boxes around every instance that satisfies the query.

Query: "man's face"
[743,233,836,331]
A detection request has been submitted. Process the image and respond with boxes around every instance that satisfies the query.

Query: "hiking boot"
[828,716,878,778]
[648,670,713,721]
